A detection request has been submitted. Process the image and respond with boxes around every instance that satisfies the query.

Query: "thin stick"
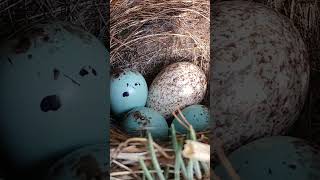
[213,137,240,180]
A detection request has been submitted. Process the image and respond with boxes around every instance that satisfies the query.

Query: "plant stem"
[139,158,153,180]
[147,132,166,180]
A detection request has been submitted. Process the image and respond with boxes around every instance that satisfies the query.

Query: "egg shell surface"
[110,69,148,115]
[214,136,320,180]
[45,144,107,180]
[0,21,108,170]
[172,104,209,134]
[121,107,169,140]
[147,62,207,119]
[211,1,309,152]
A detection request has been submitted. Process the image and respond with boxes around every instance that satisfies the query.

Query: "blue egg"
[172,104,209,134]
[121,107,168,140]
[110,69,148,115]
[214,136,320,180]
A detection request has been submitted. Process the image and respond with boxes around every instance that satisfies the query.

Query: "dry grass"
[0,0,109,49]
[110,0,210,85]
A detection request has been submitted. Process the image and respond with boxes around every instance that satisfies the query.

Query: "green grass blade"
[139,158,153,180]
[194,160,202,179]
[187,159,194,180]
[147,132,166,180]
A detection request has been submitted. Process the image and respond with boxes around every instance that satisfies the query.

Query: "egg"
[172,104,209,134]
[0,21,108,171]
[45,144,107,180]
[121,107,169,140]
[214,136,320,180]
[147,62,207,119]
[110,69,148,115]
[211,1,309,152]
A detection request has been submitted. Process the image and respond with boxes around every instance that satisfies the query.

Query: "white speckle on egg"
[147,62,207,119]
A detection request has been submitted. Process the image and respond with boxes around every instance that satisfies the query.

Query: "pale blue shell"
[110,69,148,115]
[121,107,169,140]
[172,104,209,134]
[214,136,320,180]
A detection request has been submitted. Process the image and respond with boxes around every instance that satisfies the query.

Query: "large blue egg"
[110,69,148,115]
[45,144,107,180]
[0,21,108,172]
[172,104,209,134]
[214,136,320,180]
[121,107,168,140]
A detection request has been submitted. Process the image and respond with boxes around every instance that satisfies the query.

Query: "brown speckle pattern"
[211,1,310,152]
[147,62,207,119]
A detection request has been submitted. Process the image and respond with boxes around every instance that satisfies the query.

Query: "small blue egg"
[172,104,209,134]
[121,107,169,140]
[110,69,148,115]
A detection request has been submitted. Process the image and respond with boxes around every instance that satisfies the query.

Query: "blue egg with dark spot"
[172,104,209,134]
[214,136,320,180]
[110,69,148,115]
[121,107,168,140]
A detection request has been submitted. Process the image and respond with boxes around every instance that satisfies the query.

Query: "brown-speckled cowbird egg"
[211,1,309,152]
[147,62,207,119]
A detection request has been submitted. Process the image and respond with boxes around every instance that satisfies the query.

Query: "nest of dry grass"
[0,0,109,49]
[110,0,210,84]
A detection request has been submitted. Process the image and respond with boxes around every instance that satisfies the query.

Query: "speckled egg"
[172,104,209,134]
[45,144,107,180]
[121,107,169,140]
[214,136,320,180]
[147,62,207,119]
[110,69,148,115]
[0,21,108,171]
[211,1,309,152]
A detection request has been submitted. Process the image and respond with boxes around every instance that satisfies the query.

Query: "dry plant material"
[0,0,109,48]
[182,140,210,162]
[110,0,209,84]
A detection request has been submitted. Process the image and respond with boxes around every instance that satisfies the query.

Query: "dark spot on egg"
[53,68,60,80]
[288,164,296,170]
[135,83,139,86]
[123,92,129,97]
[91,68,97,76]
[79,68,89,77]
[14,37,31,54]
[126,83,129,87]
[7,57,13,65]
[132,111,150,126]
[40,95,61,112]
[27,54,32,59]
[63,74,81,86]
[245,160,248,164]
[268,168,272,175]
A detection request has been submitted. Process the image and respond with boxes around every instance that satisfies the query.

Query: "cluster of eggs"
[110,62,210,139]
[0,21,108,179]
